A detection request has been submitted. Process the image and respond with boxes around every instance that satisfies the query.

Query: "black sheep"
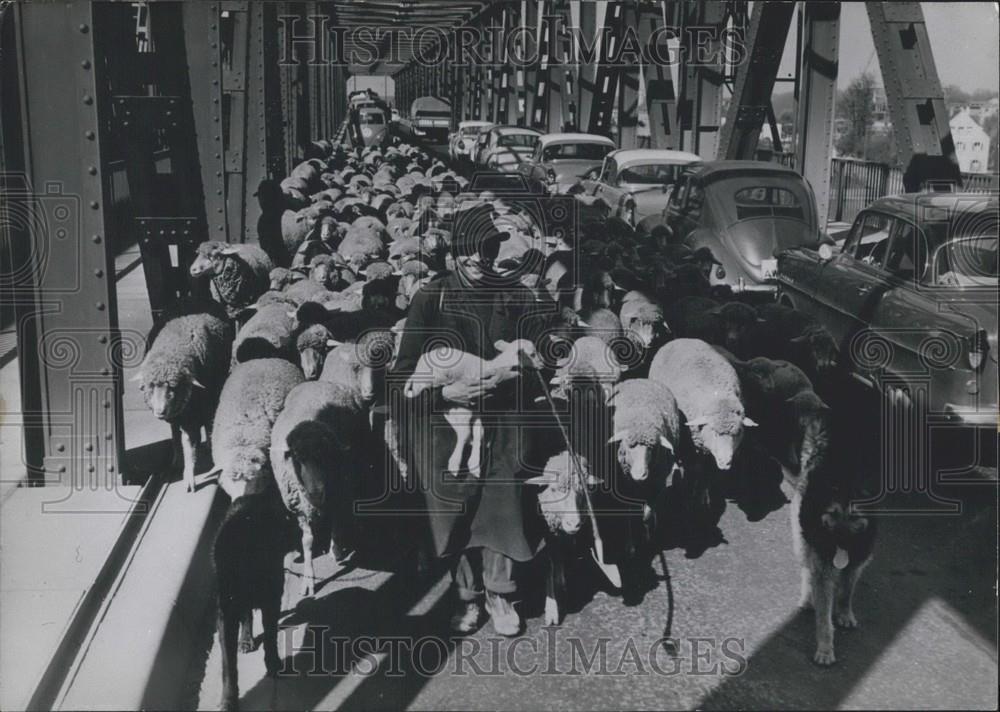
[214,485,296,711]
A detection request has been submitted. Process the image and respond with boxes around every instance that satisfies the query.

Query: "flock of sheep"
[133,135,870,708]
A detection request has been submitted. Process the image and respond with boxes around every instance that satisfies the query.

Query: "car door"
[808,210,896,380]
[672,177,706,242]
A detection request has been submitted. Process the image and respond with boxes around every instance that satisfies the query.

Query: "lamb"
[189,241,273,318]
[296,323,337,380]
[403,339,544,477]
[232,303,297,364]
[606,378,682,483]
[269,381,366,595]
[648,338,756,471]
[210,358,305,500]
[524,450,600,625]
[133,313,233,492]
[214,483,295,710]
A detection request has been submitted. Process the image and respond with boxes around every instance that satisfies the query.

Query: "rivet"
[105,433,113,441]
[92,235,102,244]
[94,269,104,278]
[108,464,115,472]
[217,208,224,213]
[103,400,111,408]
[213,79,220,85]
[88,465,96,473]
[98,335,108,344]
[216,171,222,177]
[96,301,106,311]
[83,95,94,105]
[216,189,223,195]
[90,200,99,209]
[101,368,109,376]
[85,130,95,140]
[56,443,66,452]
[79,23,89,33]
[215,153,221,159]
[81,59,92,69]
[88,165,98,175]
[59,465,67,473]
[86,443,94,452]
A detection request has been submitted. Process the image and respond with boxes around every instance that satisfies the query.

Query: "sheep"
[133,313,233,492]
[648,338,756,471]
[269,381,367,595]
[524,450,600,625]
[606,378,682,483]
[281,204,331,260]
[666,296,761,356]
[618,293,670,352]
[395,259,432,310]
[269,266,304,291]
[214,483,295,711]
[403,339,544,478]
[549,335,625,401]
[232,303,298,364]
[210,358,305,500]
[296,323,337,380]
[743,303,840,380]
[319,326,398,410]
[577,307,623,346]
[189,241,273,318]
[338,229,385,272]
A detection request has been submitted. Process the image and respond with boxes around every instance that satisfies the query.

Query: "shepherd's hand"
[441,372,503,406]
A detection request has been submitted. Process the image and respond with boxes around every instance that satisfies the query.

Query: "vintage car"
[776,192,998,440]
[473,125,541,173]
[449,120,493,162]
[518,132,616,194]
[357,106,389,147]
[574,149,702,231]
[661,161,821,294]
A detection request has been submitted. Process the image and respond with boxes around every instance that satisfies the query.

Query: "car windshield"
[618,163,684,185]
[733,186,804,220]
[360,112,384,125]
[542,143,612,161]
[934,236,998,287]
[498,133,538,148]
[462,126,485,136]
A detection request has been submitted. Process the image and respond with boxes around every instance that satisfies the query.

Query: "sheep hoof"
[301,581,315,597]
[813,647,836,666]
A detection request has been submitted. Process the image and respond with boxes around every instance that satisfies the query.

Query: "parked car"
[661,161,820,294]
[408,96,452,142]
[474,125,541,172]
[357,106,389,147]
[574,149,702,231]
[776,192,998,438]
[518,133,616,194]
[449,120,493,162]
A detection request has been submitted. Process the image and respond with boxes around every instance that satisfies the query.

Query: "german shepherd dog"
[785,392,877,666]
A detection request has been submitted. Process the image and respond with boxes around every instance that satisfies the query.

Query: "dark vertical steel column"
[521,0,540,128]
[13,1,124,484]
[589,0,626,138]
[639,0,676,149]
[243,1,269,241]
[220,2,251,243]
[795,2,839,228]
[716,1,794,160]
[617,1,642,147]
[866,2,959,182]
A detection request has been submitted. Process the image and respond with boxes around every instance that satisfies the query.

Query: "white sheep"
[549,335,624,401]
[188,241,273,319]
[319,327,398,410]
[232,303,297,364]
[269,381,366,595]
[402,339,543,478]
[648,338,756,471]
[606,378,682,482]
[210,359,305,500]
[133,313,233,492]
[618,293,670,351]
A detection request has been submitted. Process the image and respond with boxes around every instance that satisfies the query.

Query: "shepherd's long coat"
[390,272,561,562]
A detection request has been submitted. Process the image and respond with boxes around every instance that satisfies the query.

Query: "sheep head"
[685,400,757,471]
[132,361,204,420]
[525,451,599,535]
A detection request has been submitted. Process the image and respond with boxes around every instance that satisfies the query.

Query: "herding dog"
[784,392,876,666]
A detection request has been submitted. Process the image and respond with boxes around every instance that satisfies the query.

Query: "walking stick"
[524,355,622,588]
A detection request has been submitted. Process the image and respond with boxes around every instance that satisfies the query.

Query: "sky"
[347,2,999,102]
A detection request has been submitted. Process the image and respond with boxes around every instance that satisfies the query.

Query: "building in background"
[950,107,992,172]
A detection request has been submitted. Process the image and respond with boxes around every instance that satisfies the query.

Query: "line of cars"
[446,119,997,448]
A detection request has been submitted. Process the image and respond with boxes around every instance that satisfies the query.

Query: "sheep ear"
[789,334,809,344]
[524,474,557,486]
[661,320,672,332]
[327,339,341,347]
[585,473,603,485]
[686,415,709,428]
[743,416,758,427]
[548,375,563,386]
[659,435,674,452]
[130,371,143,382]
[190,377,205,389]
[286,310,297,319]
[757,317,767,323]
[577,319,590,327]
[220,246,239,255]
[607,430,628,444]
[494,339,510,351]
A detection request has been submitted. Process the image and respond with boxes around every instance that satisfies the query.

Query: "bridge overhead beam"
[569,0,603,133]
[588,0,626,138]
[675,0,726,157]
[866,1,960,185]
[717,0,794,160]
[795,1,840,228]
[522,0,541,129]
[534,1,572,133]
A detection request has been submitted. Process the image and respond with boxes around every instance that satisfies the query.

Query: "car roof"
[686,160,800,180]
[494,125,542,135]
[863,192,999,220]
[538,132,616,147]
[459,120,493,129]
[609,148,703,168]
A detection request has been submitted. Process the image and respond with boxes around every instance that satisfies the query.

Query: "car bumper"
[942,403,1000,426]
[730,281,778,294]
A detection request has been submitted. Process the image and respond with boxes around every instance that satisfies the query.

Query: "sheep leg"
[384,416,408,480]
[811,558,837,665]
[301,524,315,597]
[180,425,200,493]
[467,416,484,478]
[835,559,868,629]
[544,542,565,626]
[443,409,471,477]
[218,604,240,710]
[261,597,281,678]
[238,610,256,653]
[169,424,183,471]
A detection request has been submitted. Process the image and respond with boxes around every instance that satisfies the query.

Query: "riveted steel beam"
[588,0,626,138]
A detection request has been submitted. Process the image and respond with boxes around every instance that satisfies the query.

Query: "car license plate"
[761,258,778,280]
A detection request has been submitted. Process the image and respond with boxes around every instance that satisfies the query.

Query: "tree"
[835,72,876,159]
[983,112,999,172]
